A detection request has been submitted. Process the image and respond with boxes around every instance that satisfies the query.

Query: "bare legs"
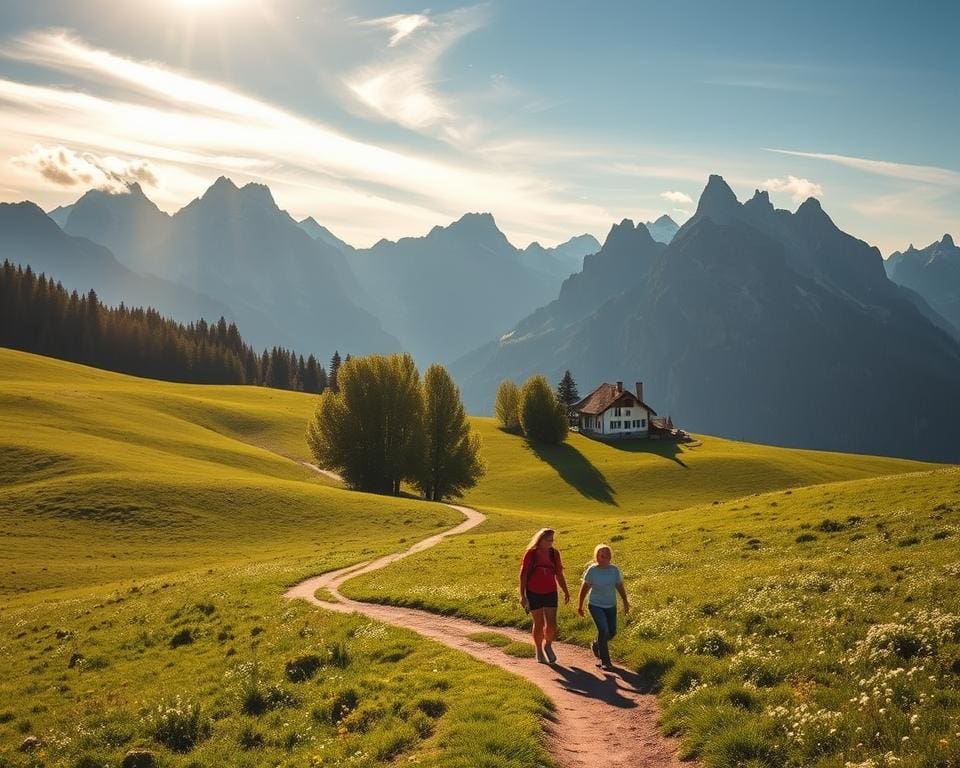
[531,607,559,662]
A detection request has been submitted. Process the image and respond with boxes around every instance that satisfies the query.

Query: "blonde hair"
[526,528,555,551]
[593,543,612,562]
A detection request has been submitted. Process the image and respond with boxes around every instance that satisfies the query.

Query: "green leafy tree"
[494,379,521,432]
[556,370,580,405]
[412,364,485,500]
[306,353,422,494]
[519,374,569,444]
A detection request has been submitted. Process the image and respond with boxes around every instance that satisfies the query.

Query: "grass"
[6,347,958,768]
[0,349,553,768]
[341,423,960,767]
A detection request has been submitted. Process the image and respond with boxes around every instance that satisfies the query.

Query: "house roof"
[571,383,658,416]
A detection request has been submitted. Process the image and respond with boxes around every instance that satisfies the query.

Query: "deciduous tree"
[519,374,568,444]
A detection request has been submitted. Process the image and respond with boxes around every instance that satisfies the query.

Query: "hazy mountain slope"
[886,235,960,332]
[349,212,558,364]
[645,214,679,243]
[0,202,233,324]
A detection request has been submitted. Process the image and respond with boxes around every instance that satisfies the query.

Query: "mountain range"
[454,176,960,462]
[885,235,960,333]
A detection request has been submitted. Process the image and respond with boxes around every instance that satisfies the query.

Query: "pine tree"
[556,370,580,405]
[412,365,485,500]
[329,350,342,393]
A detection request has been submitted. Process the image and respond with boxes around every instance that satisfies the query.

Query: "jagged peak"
[941,234,955,248]
[651,214,677,226]
[694,174,740,221]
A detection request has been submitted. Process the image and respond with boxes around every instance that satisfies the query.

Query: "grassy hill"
[0,349,551,768]
[343,424,960,768]
[4,347,956,768]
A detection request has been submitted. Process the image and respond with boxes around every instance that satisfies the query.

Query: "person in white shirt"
[577,543,630,671]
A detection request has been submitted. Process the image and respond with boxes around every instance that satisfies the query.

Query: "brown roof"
[571,383,658,416]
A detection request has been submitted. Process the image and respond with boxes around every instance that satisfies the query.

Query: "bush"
[285,654,322,682]
[169,629,193,648]
[795,532,817,543]
[518,375,568,444]
[494,380,521,432]
[150,698,211,753]
[681,629,734,658]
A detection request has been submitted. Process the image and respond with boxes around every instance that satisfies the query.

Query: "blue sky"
[0,0,956,253]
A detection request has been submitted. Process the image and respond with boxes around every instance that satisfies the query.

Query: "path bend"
[284,489,690,768]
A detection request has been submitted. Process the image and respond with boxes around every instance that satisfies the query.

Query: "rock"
[122,749,157,768]
[19,736,40,751]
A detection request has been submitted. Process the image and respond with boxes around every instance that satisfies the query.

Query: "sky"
[0,0,957,254]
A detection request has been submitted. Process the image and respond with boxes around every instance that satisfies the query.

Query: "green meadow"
[343,424,960,768]
[0,349,551,768]
[4,346,960,768]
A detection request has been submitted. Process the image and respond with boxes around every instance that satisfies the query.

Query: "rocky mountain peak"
[694,174,740,223]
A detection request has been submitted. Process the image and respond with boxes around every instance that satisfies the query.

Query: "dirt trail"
[284,491,690,767]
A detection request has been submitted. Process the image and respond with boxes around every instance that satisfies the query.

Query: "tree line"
[307,353,484,500]
[0,260,345,393]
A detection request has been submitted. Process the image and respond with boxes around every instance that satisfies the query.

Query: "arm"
[616,581,630,613]
[555,551,570,604]
[519,551,530,609]
[577,581,590,617]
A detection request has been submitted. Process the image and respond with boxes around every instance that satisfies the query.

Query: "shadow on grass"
[526,440,616,505]
[604,437,689,468]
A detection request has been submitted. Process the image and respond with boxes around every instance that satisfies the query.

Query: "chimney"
[635,381,643,402]
[615,381,623,394]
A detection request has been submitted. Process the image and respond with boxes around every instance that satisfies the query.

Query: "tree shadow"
[526,440,616,505]
[604,437,689,468]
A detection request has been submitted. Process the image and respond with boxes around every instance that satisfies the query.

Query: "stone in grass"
[122,750,157,768]
[19,736,40,751]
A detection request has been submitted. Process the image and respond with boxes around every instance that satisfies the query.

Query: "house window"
[641,418,646,428]
[613,407,621,417]
[625,409,631,416]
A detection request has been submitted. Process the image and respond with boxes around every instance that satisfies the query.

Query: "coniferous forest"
[1,260,330,392]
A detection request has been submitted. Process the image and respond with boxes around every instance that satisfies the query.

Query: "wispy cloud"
[346,5,488,142]
[358,14,434,47]
[12,144,157,191]
[761,175,823,202]
[767,149,960,187]
[660,190,692,204]
[0,29,614,246]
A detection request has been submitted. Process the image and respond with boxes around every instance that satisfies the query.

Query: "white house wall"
[601,405,649,436]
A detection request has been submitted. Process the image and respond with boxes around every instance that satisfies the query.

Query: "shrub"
[816,519,844,533]
[150,699,211,753]
[680,629,733,657]
[169,629,193,648]
[285,654,322,682]
[416,698,447,718]
[238,725,263,750]
[494,380,521,432]
[795,532,817,543]
[518,375,568,444]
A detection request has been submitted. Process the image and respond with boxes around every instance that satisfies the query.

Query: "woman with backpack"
[519,528,570,664]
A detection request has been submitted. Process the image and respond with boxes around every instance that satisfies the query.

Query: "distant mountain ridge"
[886,235,960,332]
[0,201,232,324]
[346,212,567,364]
[455,175,960,462]
[55,178,397,355]
[645,214,679,243]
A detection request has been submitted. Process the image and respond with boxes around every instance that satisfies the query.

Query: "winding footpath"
[285,472,690,768]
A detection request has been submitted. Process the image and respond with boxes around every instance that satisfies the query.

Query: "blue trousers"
[588,604,617,664]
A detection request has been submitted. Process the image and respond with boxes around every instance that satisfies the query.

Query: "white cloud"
[346,5,487,140]
[11,144,157,191]
[660,190,692,204]
[358,14,434,47]
[761,175,823,202]
[0,30,615,247]
[766,149,960,187]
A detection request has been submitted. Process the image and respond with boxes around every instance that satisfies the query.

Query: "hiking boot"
[600,661,614,671]
[544,644,557,664]
[590,641,599,659]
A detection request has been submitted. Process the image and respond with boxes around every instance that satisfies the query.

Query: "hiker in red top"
[519,528,570,664]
